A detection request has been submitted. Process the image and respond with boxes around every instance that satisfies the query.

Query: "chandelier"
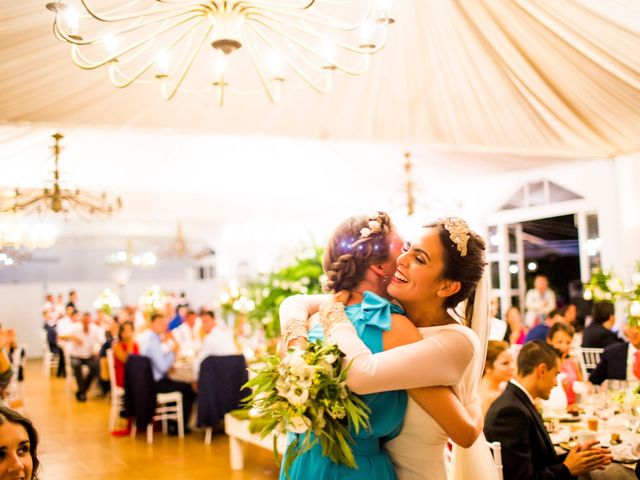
[46,0,394,104]
[158,222,215,260]
[0,133,122,217]
[106,239,157,267]
[0,215,57,250]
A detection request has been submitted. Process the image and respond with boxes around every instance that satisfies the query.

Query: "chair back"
[197,355,249,428]
[487,441,503,480]
[578,347,604,379]
[10,345,25,383]
[106,348,118,392]
[124,355,157,430]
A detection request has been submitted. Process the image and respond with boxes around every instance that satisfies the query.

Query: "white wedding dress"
[279,275,498,480]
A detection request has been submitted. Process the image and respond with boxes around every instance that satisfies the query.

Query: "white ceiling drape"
[0,0,639,159]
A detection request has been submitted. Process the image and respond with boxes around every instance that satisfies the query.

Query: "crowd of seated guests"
[42,289,244,436]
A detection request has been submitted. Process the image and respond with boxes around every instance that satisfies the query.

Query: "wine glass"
[598,397,616,437]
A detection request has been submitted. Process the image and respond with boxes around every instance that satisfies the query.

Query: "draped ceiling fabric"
[0,0,639,160]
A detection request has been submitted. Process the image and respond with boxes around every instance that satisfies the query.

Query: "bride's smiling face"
[388,227,445,306]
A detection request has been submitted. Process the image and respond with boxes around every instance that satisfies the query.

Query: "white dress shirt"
[193,325,239,377]
[510,378,535,405]
[56,316,75,336]
[172,318,202,354]
[67,323,105,359]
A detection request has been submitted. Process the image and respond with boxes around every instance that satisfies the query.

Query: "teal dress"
[280,291,407,480]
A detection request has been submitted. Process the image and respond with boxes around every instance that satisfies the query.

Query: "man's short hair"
[201,310,215,319]
[150,312,165,323]
[518,341,560,377]
[186,309,197,316]
[591,302,614,325]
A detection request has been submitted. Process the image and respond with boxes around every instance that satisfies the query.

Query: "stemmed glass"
[597,396,616,437]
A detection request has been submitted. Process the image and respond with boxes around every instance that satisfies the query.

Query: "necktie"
[633,351,640,380]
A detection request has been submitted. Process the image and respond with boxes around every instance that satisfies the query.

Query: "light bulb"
[359,20,376,47]
[104,34,117,54]
[156,51,170,76]
[321,40,336,63]
[509,264,519,274]
[267,52,284,79]
[65,8,79,33]
[213,56,226,81]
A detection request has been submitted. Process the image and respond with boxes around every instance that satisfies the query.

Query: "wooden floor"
[20,360,280,480]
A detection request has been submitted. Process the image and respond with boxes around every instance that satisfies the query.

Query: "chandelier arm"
[105,17,207,88]
[248,15,374,75]
[77,0,207,23]
[54,8,206,48]
[242,28,278,102]
[240,0,374,31]
[247,11,387,55]
[246,23,329,94]
[235,0,317,11]
[68,14,206,71]
[161,24,214,101]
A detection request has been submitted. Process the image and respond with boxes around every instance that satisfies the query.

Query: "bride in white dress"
[281,218,498,480]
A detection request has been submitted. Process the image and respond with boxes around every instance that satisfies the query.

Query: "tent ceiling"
[1,0,639,159]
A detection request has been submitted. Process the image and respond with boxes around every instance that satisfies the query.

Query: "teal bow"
[346,291,404,332]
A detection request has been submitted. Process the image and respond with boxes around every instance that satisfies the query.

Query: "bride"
[281,216,497,479]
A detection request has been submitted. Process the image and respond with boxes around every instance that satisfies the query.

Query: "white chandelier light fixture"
[106,239,157,268]
[46,0,394,104]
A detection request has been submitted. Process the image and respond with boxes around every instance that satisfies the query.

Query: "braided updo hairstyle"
[323,212,394,293]
[425,218,486,322]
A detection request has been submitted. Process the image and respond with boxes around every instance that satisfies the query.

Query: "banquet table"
[549,413,638,478]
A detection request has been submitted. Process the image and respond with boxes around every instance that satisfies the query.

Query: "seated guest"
[194,311,238,378]
[43,310,65,378]
[168,305,186,331]
[489,297,508,341]
[56,306,78,339]
[172,310,202,354]
[485,341,612,479]
[524,310,564,343]
[140,313,195,434]
[581,302,621,349]
[589,318,640,385]
[65,312,105,402]
[112,321,139,389]
[479,340,514,415]
[546,323,582,407]
[504,306,527,345]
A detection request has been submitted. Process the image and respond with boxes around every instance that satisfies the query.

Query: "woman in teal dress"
[281,291,407,480]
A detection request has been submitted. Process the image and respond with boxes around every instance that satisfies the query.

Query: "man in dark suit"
[485,341,611,479]
[589,320,640,385]
[582,302,621,349]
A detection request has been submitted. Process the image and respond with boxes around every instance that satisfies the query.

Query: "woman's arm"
[328,313,476,393]
[113,342,128,364]
[279,294,331,347]
[384,315,482,448]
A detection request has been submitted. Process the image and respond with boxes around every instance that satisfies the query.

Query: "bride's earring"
[383,275,389,283]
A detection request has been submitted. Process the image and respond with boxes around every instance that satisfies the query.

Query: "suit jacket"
[196,355,250,428]
[588,342,628,385]
[581,323,622,349]
[124,355,157,431]
[484,382,574,480]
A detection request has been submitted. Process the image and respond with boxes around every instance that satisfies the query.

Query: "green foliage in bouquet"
[247,247,325,340]
[244,340,371,476]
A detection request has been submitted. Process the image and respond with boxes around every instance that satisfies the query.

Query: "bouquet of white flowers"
[244,339,370,474]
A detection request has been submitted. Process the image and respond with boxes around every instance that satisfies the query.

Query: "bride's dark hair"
[323,212,394,292]
[425,219,486,322]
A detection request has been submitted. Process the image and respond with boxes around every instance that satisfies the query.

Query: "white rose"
[300,286,308,294]
[606,279,622,293]
[286,387,310,407]
[594,287,605,300]
[287,415,310,434]
[604,292,613,301]
[630,301,640,318]
[324,353,338,364]
[583,289,593,301]
[300,277,310,285]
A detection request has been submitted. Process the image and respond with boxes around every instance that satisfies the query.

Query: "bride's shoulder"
[422,323,480,352]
